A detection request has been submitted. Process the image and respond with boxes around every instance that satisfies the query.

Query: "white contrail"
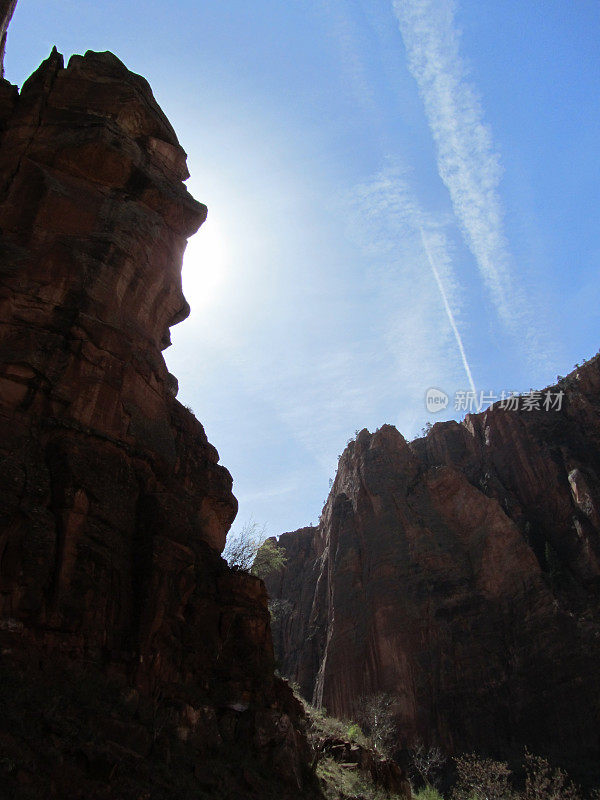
[392,0,516,333]
[351,167,478,402]
[420,226,477,398]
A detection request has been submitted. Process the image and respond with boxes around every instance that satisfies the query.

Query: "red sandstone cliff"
[267,357,600,779]
[0,48,317,799]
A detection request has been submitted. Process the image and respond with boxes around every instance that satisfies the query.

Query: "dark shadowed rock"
[0,49,318,799]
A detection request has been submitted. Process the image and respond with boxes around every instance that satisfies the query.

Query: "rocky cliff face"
[0,48,317,799]
[267,358,600,777]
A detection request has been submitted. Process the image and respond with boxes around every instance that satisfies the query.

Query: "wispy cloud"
[348,163,477,399]
[392,0,531,342]
[319,0,379,117]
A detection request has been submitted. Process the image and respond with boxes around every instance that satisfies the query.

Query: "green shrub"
[252,539,287,578]
[414,788,445,800]
[306,704,367,745]
[317,756,403,800]
[347,722,363,742]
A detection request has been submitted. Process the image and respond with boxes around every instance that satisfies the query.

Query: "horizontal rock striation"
[0,49,317,798]
[267,357,600,777]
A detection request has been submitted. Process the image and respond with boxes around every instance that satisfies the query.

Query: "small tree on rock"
[222,519,266,571]
[357,692,397,756]
[411,739,446,789]
[222,520,286,579]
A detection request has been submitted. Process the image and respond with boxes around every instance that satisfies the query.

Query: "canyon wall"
[267,358,600,778]
[0,48,316,799]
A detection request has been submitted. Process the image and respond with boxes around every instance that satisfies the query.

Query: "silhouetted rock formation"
[0,0,17,77]
[267,357,600,778]
[0,49,317,799]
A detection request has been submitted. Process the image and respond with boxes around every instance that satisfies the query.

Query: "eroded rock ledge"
[0,49,317,799]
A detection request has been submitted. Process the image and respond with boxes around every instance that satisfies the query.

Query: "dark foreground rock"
[267,357,600,782]
[0,48,319,799]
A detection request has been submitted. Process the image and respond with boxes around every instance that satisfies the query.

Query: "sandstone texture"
[267,357,600,778]
[0,49,317,799]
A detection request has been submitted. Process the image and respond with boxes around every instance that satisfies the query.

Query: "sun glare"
[181,215,229,309]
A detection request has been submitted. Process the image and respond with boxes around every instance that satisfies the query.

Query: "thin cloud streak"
[347,164,476,413]
[392,0,520,334]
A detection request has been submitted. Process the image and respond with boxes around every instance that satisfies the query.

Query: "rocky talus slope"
[266,358,600,780]
[303,703,412,799]
[0,48,318,799]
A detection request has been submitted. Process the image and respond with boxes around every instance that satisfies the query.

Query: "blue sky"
[6,0,599,536]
